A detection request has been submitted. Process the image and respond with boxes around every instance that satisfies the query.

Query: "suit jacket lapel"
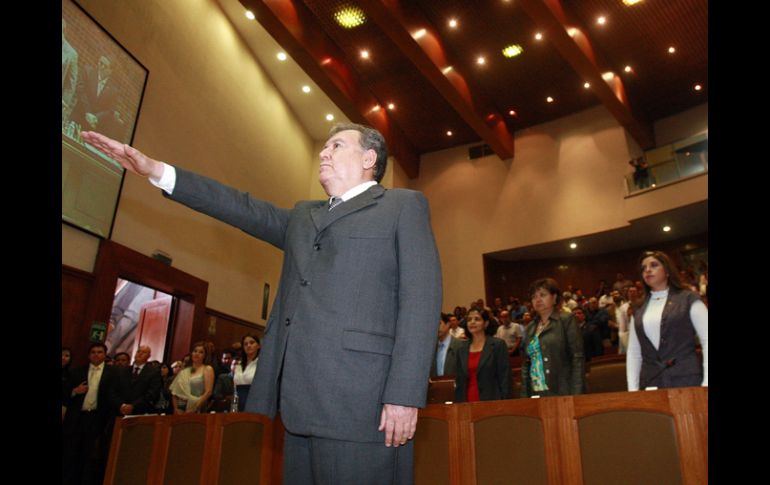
[311,185,385,234]
[477,339,494,372]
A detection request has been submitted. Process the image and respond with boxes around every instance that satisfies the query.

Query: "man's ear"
[362,149,377,170]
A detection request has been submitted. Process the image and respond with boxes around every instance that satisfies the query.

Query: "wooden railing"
[105,387,707,485]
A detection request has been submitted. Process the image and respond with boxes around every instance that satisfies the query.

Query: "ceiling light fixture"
[449,19,458,28]
[622,0,644,6]
[508,110,517,116]
[447,131,453,136]
[245,11,256,20]
[325,114,335,121]
[302,85,311,93]
[413,28,427,40]
[584,82,591,89]
[477,56,486,65]
[624,65,633,73]
[597,16,607,25]
[602,71,615,82]
[334,6,366,29]
[546,96,554,103]
[535,32,543,41]
[694,84,703,91]
[502,44,524,58]
[668,46,676,54]
[663,226,671,232]
[277,52,287,61]
[570,243,578,249]
[360,50,370,59]
[387,103,395,110]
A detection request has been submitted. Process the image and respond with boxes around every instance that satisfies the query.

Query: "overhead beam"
[239,0,421,178]
[518,0,656,149]
[359,0,514,160]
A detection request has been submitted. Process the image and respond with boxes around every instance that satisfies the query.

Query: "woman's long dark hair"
[240,334,261,372]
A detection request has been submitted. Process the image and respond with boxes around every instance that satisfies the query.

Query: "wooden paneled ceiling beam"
[359,0,514,160]
[239,0,421,178]
[518,0,656,149]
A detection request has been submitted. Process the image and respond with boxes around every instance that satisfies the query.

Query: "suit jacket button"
[313,243,321,251]
[301,279,309,286]
[285,318,291,326]
[545,369,550,374]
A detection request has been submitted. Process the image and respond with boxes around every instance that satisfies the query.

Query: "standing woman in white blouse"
[627,251,708,391]
[233,334,260,411]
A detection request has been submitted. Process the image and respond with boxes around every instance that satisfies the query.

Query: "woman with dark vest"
[627,251,708,390]
[454,308,512,402]
[520,278,585,397]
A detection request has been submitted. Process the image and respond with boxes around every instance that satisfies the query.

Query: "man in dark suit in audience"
[431,314,463,378]
[118,344,161,416]
[62,342,123,485]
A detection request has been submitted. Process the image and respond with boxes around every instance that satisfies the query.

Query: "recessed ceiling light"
[360,50,370,59]
[584,82,591,89]
[597,16,607,25]
[546,96,554,103]
[663,226,671,232]
[325,114,335,121]
[601,71,615,81]
[535,32,543,41]
[624,65,633,73]
[449,19,458,28]
[447,130,453,136]
[694,84,703,91]
[245,10,255,20]
[302,85,311,93]
[477,56,486,65]
[387,103,395,110]
[622,0,644,5]
[508,109,517,116]
[413,28,427,40]
[502,44,523,58]
[277,52,287,61]
[334,6,366,29]
[668,46,676,54]
[570,243,578,249]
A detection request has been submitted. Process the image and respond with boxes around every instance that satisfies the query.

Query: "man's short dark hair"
[329,123,388,183]
[89,342,108,354]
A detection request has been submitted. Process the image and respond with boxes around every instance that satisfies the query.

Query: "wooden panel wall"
[62,265,95,364]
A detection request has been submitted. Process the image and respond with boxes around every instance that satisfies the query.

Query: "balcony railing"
[625,132,708,195]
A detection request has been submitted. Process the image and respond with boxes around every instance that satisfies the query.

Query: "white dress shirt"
[82,363,104,411]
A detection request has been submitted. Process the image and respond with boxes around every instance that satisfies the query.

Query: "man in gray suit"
[82,124,443,485]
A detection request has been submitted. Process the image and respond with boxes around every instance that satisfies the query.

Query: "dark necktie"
[329,196,343,211]
[132,366,140,381]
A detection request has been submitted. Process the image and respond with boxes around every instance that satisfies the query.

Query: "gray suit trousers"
[283,430,414,485]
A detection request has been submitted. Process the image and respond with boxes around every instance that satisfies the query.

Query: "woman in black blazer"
[454,308,513,402]
[520,278,585,397]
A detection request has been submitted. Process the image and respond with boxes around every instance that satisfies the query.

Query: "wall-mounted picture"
[62,0,149,238]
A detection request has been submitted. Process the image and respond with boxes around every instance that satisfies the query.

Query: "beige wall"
[411,104,707,310]
[62,0,317,324]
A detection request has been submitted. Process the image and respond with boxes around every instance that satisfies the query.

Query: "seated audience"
[520,278,585,397]
[453,308,512,402]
